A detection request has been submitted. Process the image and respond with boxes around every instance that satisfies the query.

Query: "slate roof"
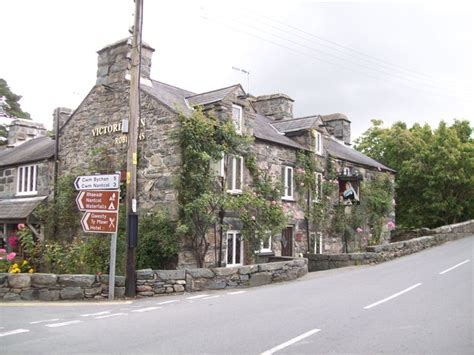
[253,114,306,150]
[141,80,195,115]
[324,136,395,172]
[186,84,241,107]
[0,196,47,220]
[271,115,321,133]
[0,137,54,167]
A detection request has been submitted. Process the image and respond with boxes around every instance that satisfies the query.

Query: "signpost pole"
[108,232,117,301]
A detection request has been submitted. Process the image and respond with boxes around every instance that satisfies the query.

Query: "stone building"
[56,38,395,269]
[0,133,54,251]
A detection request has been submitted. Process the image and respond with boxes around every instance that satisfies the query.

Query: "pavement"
[1,236,472,354]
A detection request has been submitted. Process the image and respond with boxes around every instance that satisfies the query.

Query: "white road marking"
[156,300,179,305]
[0,329,30,337]
[261,328,321,355]
[30,318,60,324]
[227,290,246,295]
[95,313,127,319]
[186,294,209,300]
[131,307,161,313]
[202,295,220,300]
[45,320,83,328]
[80,311,111,317]
[439,259,470,275]
[364,283,422,310]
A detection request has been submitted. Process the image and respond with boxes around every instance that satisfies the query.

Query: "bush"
[137,212,179,270]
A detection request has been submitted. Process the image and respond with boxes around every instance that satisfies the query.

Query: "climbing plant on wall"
[177,108,287,267]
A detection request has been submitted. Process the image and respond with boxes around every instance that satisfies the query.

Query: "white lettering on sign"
[74,174,120,191]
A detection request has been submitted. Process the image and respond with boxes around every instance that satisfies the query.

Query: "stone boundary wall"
[0,273,125,301]
[136,259,308,297]
[306,220,473,272]
[391,219,474,243]
[0,259,308,301]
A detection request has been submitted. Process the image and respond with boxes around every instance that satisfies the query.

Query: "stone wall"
[0,273,125,301]
[0,259,308,301]
[136,258,308,297]
[306,220,473,272]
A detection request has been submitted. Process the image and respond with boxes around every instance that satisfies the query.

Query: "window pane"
[235,233,241,264]
[226,156,233,190]
[287,168,293,197]
[235,157,242,190]
[227,233,234,264]
[232,106,241,132]
[30,166,35,192]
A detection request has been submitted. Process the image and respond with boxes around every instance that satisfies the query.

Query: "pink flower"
[356,227,363,233]
[0,248,6,254]
[17,223,25,230]
[387,221,396,230]
[271,200,277,206]
[7,252,16,261]
[296,168,305,174]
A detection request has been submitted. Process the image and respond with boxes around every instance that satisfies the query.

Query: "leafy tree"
[0,78,31,145]
[0,79,31,119]
[355,119,473,228]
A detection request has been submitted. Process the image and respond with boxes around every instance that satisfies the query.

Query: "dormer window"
[315,131,323,155]
[232,104,243,134]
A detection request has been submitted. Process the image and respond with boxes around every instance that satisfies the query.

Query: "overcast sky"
[1,0,472,141]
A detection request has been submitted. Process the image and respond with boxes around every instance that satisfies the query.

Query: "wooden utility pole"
[125,0,144,297]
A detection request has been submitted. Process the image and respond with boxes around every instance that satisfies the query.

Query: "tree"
[354,119,473,229]
[0,79,31,145]
[0,79,31,119]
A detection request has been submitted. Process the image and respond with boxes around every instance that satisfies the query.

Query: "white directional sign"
[74,174,120,191]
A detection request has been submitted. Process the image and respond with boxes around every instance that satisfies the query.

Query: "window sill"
[16,192,38,197]
[259,250,274,256]
[227,190,242,195]
[281,197,295,202]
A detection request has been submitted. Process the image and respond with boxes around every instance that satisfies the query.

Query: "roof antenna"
[232,66,250,96]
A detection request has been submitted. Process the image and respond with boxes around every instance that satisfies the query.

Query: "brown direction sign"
[76,190,119,211]
[81,211,119,234]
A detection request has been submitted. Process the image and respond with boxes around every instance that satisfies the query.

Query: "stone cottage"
[0,119,52,251]
[56,38,395,269]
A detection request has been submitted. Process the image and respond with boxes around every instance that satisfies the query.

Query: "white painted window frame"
[282,166,294,200]
[315,131,323,155]
[227,155,243,194]
[314,232,323,254]
[226,230,244,267]
[16,164,38,196]
[231,104,243,134]
[260,231,272,253]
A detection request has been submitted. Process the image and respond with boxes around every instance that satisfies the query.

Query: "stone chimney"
[321,113,351,145]
[7,119,47,147]
[53,107,73,134]
[253,93,294,121]
[96,38,155,86]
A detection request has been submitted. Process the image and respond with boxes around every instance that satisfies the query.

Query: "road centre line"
[95,313,127,319]
[45,320,83,328]
[439,259,470,275]
[186,294,209,300]
[0,329,30,337]
[131,307,161,313]
[261,328,321,355]
[202,295,220,300]
[364,283,422,310]
[227,291,246,295]
[80,311,111,317]
[156,300,179,305]
[30,318,60,324]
